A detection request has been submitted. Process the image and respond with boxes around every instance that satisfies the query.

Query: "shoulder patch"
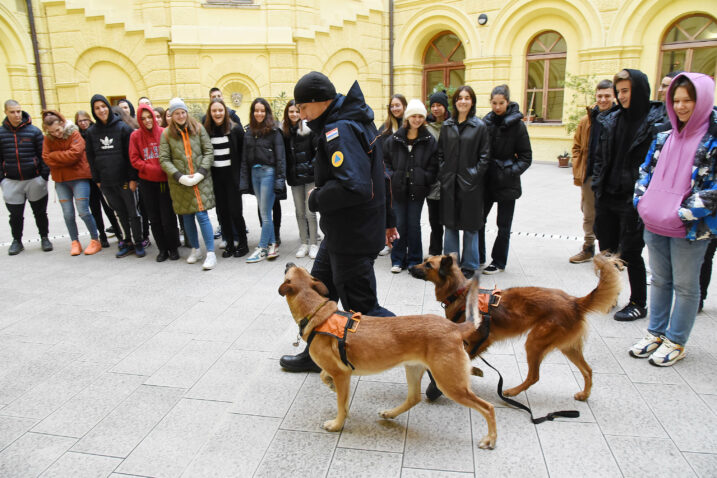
[331,151,344,168]
[326,128,339,142]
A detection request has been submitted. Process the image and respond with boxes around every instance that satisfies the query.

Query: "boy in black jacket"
[85,94,144,258]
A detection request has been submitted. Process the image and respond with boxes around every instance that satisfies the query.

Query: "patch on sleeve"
[331,151,344,168]
[326,128,339,142]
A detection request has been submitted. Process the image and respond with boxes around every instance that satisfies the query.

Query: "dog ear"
[439,255,454,278]
[311,278,330,297]
[278,282,294,297]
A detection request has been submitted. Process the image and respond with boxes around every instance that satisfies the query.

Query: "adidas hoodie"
[84,94,137,185]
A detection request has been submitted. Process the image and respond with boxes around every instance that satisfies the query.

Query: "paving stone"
[683,452,717,478]
[72,385,185,458]
[230,357,307,418]
[673,345,717,395]
[144,339,230,389]
[253,429,337,478]
[0,348,83,405]
[32,373,145,438]
[182,414,282,478]
[186,349,270,402]
[401,470,473,478]
[518,362,595,422]
[603,336,686,385]
[110,331,194,376]
[606,435,695,478]
[328,448,402,477]
[0,416,38,452]
[116,398,229,478]
[39,451,122,477]
[0,432,76,478]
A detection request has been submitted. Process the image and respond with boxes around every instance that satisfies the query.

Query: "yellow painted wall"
[1,0,715,162]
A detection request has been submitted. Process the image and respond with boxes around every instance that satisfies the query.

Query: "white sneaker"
[202,251,216,270]
[267,243,279,260]
[379,245,391,256]
[296,244,309,258]
[649,337,686,366]
[187,248,203,264]
[629,332,662,358]
[246,247,267,263]
[219,240,227,250]
[309,244,319,259]
[390,265,403,274]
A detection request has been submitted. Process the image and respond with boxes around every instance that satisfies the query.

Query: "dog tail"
[576,252,623,314]
[461,277,483,336]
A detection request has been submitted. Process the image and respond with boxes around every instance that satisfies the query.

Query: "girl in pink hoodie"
[630,72,717,366]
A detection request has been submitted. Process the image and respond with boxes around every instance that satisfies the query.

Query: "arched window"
[525,31,566,122]
[658,14,717,89]
[423,31,465,99]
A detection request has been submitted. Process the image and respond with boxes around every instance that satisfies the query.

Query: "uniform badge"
[331,151,344,168]
[326,128,339,142]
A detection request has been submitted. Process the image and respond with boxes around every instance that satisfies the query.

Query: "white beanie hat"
[404,99,427,119]
[168,97,188,115]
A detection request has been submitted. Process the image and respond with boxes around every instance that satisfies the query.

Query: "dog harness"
[442,286,502,324]
[304,310,361,370]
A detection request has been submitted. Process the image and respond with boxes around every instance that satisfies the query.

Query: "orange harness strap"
[308,311,361,369]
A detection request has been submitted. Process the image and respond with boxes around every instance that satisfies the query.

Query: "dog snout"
[285,262,296,274]
[408,265,425,279]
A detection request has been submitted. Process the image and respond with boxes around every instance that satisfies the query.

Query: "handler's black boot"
[425,370,443,401]
[280,345,321,373]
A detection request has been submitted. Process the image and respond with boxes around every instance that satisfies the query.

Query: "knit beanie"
[404,99,427,118]
[428,90,449,111]
[168,97,188,115]
[294,72,337,104]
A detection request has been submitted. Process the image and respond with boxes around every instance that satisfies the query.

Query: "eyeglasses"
[77,119,90,124]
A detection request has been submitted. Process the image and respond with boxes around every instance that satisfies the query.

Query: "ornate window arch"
[658,14,717,90]
[525,31,566,122]
[422,31,465,99]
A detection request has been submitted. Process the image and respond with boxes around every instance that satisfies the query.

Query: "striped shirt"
[211,134,231,168]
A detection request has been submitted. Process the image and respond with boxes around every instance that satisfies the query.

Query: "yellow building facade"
[1,0,715,160]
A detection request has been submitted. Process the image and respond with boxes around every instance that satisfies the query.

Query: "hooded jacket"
[41,111,92,183]
[634,73,717,240]
[129,104,167,183]
[85,94,137,185]
[483,101,532,201]
[306,80,386,255]
[0,110,48,181]
[383,126,438,202]
[281,120,317,186]
[438,115,491,231]
[591,70,663,201]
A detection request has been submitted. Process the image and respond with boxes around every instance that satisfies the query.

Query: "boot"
[425,370,443,401]
[280,346,321,373]
[569,244,595,264]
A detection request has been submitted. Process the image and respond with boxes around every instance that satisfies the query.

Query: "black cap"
[294,71,337,104]
[428,90,449,110]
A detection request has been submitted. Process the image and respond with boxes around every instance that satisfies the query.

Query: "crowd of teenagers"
[1,69,716,368]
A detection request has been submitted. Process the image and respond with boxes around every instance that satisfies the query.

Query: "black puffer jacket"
[0,111,48,181]
[282,121,317,186]
[384,126,438,202]
[239,127,286,196]
[438,116,490,231]
[84,94,136,186]
[483,102,532,201]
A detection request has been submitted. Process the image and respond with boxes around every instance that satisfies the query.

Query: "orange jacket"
[41,111,92,183]
[571,106,593,187]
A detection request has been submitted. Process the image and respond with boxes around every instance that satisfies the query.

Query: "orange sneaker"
[70,240,82,256]
[84,239,102,255]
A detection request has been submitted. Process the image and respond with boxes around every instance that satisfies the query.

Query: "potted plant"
[557,151,570,168]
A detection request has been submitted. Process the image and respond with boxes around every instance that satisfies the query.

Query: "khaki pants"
[581,176,596,247]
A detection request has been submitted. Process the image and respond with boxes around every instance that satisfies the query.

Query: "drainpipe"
[26,0,47,110]
[389,0,394,96]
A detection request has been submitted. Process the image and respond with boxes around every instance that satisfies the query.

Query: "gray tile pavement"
[0,163,715,477]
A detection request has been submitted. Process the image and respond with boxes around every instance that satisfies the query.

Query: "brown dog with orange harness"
[279,262,499,449]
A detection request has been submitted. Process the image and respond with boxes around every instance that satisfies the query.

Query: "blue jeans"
[55,179,98,241]
[252,165,276,248]
[182,210,214,252]
[444,228,479,271]
[391,198,424,268]
[644,229,709,346]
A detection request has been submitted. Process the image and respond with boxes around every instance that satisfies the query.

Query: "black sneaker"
[156,250,169,262]
[105,226,115,237]
[100,235,110,248]
[614,302,647,322]
[168,249,180,261]
[8,240,24,256]
[482,264,504,275]
[234,244,249,258]
[41,237,53,252]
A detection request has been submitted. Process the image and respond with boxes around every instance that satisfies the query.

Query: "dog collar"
[442,287,469,308]
[298,299,331,336]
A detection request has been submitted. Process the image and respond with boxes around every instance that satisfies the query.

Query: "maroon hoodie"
[129,104,167,182]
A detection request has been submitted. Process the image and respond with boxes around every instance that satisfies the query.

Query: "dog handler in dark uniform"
[280,71,395,373]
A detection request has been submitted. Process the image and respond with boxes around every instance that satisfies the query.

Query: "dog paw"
[574,391,589,401]
[478,435,496,450]
[471,366,484,377]
[502,387,519,397]
[322,419,344,432]
[378,410,396,419]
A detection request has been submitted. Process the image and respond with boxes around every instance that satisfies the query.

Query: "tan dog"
[278,263,498,449]
[409,253,622,401]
